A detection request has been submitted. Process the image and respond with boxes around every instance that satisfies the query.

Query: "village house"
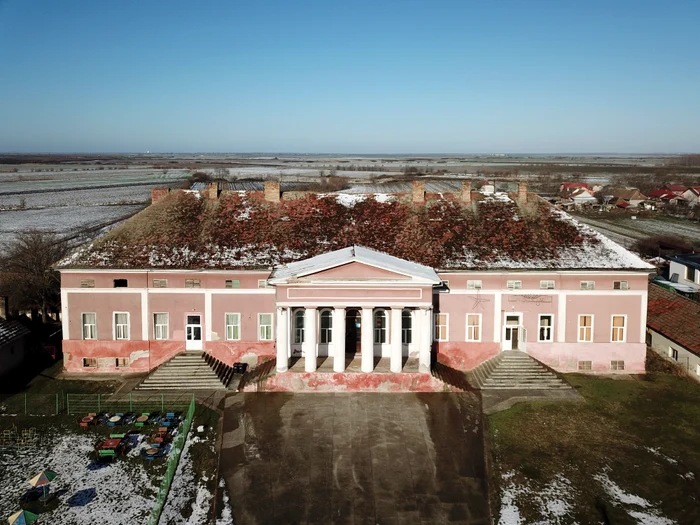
[666,253,700,292]
[607,188,648,208]
[681,186,700,207]
[57,181,652,389]
[646,284,700,381]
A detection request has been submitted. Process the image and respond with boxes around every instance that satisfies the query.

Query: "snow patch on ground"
[498,471,574,525]
[160,430,215,524]
[0,431,160,524]
[216,477,234,525]
[594,470,676,525]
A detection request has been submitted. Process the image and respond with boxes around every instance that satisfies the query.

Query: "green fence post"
[24,393,27,415]
[161,393,164,413]
[55,393,59,415]
[129,393,133,412]
[98,394,101,413]
[67,393,70,415]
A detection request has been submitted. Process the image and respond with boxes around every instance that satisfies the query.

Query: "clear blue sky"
[0,0,698,153]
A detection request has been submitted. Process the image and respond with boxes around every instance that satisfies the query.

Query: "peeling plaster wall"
[245,371,459,392]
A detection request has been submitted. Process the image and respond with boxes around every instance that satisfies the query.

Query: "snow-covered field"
[0,430,163,524]
[0,205,144,245]
[0,186,152,210]
[573,215,700,247]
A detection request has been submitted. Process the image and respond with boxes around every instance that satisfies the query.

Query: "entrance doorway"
[504,314,521,351]
[186,314,203,351]
[345,309,361,355]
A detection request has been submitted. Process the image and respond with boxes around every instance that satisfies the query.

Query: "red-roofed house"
[681,187,700,207]
[559,182,590,192]
[664,184,688,195]
[646,284,700,380]
[57,181,654,388]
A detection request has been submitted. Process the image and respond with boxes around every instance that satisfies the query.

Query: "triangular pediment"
[268,245,441,284]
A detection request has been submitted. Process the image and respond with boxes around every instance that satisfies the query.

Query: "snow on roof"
[58,190,653,272]
[269,245,441,283]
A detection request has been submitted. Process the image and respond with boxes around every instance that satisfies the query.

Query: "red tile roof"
[647,284,700,355]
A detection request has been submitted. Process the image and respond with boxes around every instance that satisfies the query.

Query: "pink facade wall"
[436,342,500,370]
[67,292,143,341]
[246,371,460,392]
[210,294,276,342]
[148,293,205,342]
[308,262,412,280]
[528,342,646,373]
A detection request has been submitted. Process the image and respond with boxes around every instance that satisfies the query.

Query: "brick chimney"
[264,181,280,203]
[151,188,170,204]
[518,181,528,203]
[461,181,472,203]
[206,182,220,200]
[412,181,425,204]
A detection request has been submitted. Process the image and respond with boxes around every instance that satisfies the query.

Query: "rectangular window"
[152,279,168,288]
[154,313,169,340]
[466,314,481,342]
[540,280,555,290]
[611,315,626,342]
[113,279,128,288]
[320,311,333,344]
[578,315,593,342]
[580,281,595,290]
[114,312,129,340]
[83,357,98,368]
[226,313,241,341]
[578,360,592,371]
[258,313,273,341]
[402,311,412,344]
[467,280,482,290]
[435,313,449,341]
[611,360,625,371]
[538,314,554,342]
[613,280,629,290]
[687,266,696,282]
[225,279,240,289]
[115,357,130,368]
[82,313,97,340]
[668,347,678,361]
[80,279,95,288]
[507,280,522,290]
[185,279,201,288]
[696,364,700,377]
[258,279,272,289]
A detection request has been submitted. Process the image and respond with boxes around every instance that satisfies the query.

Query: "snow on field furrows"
[0,186,152,210]
[0,431,161,525]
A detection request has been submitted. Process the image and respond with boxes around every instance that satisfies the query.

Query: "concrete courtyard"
[219,392,489,525]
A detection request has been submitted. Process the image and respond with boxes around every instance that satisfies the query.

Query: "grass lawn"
[489,352,700,524]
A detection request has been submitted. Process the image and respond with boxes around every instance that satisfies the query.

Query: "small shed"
[0,321,31,378]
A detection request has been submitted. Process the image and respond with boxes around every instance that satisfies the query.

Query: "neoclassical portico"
[268,246,441,375]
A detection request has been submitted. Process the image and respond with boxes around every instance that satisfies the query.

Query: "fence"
[148,394,196,525]
[0,392,194,417]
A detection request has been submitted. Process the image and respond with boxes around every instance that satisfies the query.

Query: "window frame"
[506,280,522,290]
[538,314,554,342]
[374,309,388,344]
[611,314,627,343]
[185,279,201,288]
[113,279,128,288]
[152,279,168,288]
[113,312,130,340]
[225,279,240,289]
[434,313,449,342]
[466,313,482,342]
[81,312,97,340]
[258,313,273,341]
[578,314,594,342]
[580,281,595,290]
[293,309,305,344]
[80,279,95,288]
[578,360,592,371]
[319,309,333,344]
[83,357,98,368]
[225,312,241,341]
[467,280,482,290]
[153,312,169,340]
[540,280,555,290]
[611,360,625,371]
[115,357,130,368]
[613,280,629,290]
[401,309,412,345]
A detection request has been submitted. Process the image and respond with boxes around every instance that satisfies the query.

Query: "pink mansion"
[58,181,652,385]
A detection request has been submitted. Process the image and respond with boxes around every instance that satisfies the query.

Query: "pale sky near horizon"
[0,0,698,154]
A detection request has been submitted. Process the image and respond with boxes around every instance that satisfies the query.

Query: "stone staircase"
[469,351,572,390]
[137,352,227,391]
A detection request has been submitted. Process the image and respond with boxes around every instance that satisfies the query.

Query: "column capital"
[420,305,433,312]
[390,306,404,311]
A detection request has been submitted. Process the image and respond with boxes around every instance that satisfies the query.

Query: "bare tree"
[0,230,70,323]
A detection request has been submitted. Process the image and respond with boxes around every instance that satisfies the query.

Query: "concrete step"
[475,351,572,390]
[136,352,226,390]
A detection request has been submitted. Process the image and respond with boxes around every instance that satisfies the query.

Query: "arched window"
[320,310,333,344]
[374,310,387,344]
[293,309,305,344]
[402,310,412,344]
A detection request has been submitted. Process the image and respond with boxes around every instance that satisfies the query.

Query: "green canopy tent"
[7,509,38,525]
[27,470,57,502]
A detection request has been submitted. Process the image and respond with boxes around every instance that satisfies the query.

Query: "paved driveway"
[219,393,489,525]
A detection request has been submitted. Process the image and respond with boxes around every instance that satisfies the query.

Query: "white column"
[639,291,648,344]
[361,307,374,372]
[557,293,566,343]
[493,292,502,343]
[333,307,346,372]
[390,307,403,373]
[419,306,432,373]
[304,307,317,372]
[61,289,70,339]
[285,308,292,358]
[276,307,288,372]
